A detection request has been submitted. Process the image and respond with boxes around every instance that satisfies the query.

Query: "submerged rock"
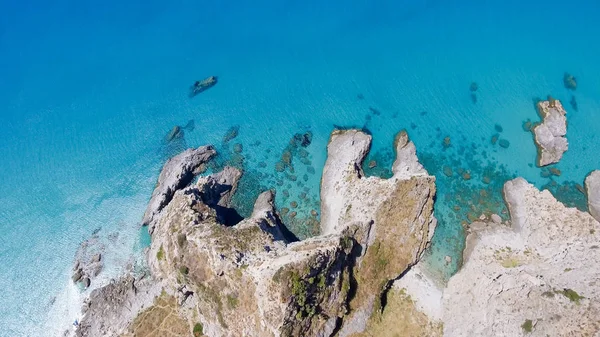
[189,76,218,98]
[586,170,600,222]
[533,99,568,166]
[443,136,451,149]
[469,82,478,92]
[222,126,239,143]
[165,126,184,142]
[563,72,577,90]
[570,95,578,111]
[498,139,510,148]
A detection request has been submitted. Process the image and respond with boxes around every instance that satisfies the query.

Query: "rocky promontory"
[532,99,568,166]
[75,129,437,337]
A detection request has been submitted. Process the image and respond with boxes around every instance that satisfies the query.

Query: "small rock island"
[532,98,568,166]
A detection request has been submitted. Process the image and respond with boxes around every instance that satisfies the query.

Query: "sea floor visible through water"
[1,0,600,335]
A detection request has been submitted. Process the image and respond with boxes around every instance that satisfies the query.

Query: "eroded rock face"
[76,275,162,337]
[533,100,568,166]
[77,129,437,337]
[585,170,600,222]
[147,169,353,337]
[320,129,437,336]
[442,178,600,336]
[142,145,216,234]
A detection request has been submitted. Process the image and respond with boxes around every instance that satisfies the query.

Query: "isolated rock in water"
[442,178,600,336]
[320,129,436,336]
[586,170,600,222]
[563,72,577,90]
[533,99,568,166]
[189,76,218,98]
[142,146,216,234]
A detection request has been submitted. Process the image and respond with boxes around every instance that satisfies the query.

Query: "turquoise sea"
[1,0,600,335]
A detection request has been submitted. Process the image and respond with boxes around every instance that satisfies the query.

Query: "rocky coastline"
[72,127,600,337]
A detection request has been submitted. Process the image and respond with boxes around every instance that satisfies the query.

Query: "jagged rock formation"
[532,99,568,166]
[586,170,600,222]
[76,275,162,337]
[142,146,216,234]
[320,129,436,336]
[71,235,104,289]
[75,129,437,337]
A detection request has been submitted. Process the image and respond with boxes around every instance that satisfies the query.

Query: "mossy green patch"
[521,319,533,333]
[559,288,584,304]
[193,322,204,337]
[156,245,165,261]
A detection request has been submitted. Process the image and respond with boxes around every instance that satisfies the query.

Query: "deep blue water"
[1,0,600,335]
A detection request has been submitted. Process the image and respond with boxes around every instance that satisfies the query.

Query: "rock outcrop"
[75,275,161,337]
[442,178,600,336]
[71,236,104,288]
[76,128,437,337]
[391,177,600,337]
[532,99,568,166]
[320,129,436,336]
[142,145,216,234]
[586,170,600,222]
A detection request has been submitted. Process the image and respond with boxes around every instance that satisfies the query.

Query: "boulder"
[533,99,568,166]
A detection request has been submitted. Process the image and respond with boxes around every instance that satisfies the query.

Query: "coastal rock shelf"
[75,129,438,337]
[396,178,600,336]
[532,99,568,167]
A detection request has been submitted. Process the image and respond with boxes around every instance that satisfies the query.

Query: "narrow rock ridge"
[585,170,600,222]
[320,129,437,336]
[533,99,568,166]
[142,145,216,234]
[76,129,437,337]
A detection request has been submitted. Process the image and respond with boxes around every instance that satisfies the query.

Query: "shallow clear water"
[1,0,600,335]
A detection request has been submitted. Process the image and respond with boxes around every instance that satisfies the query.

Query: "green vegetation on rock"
[559,288,584,304]
[193,322,204,337]
[157,245,165,261]
[521,319,533,333]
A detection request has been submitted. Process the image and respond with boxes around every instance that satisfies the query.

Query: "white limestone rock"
[585,170,600,222]
[442,178,600,337]
[142,145,216,234]
[533,99,568,166]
